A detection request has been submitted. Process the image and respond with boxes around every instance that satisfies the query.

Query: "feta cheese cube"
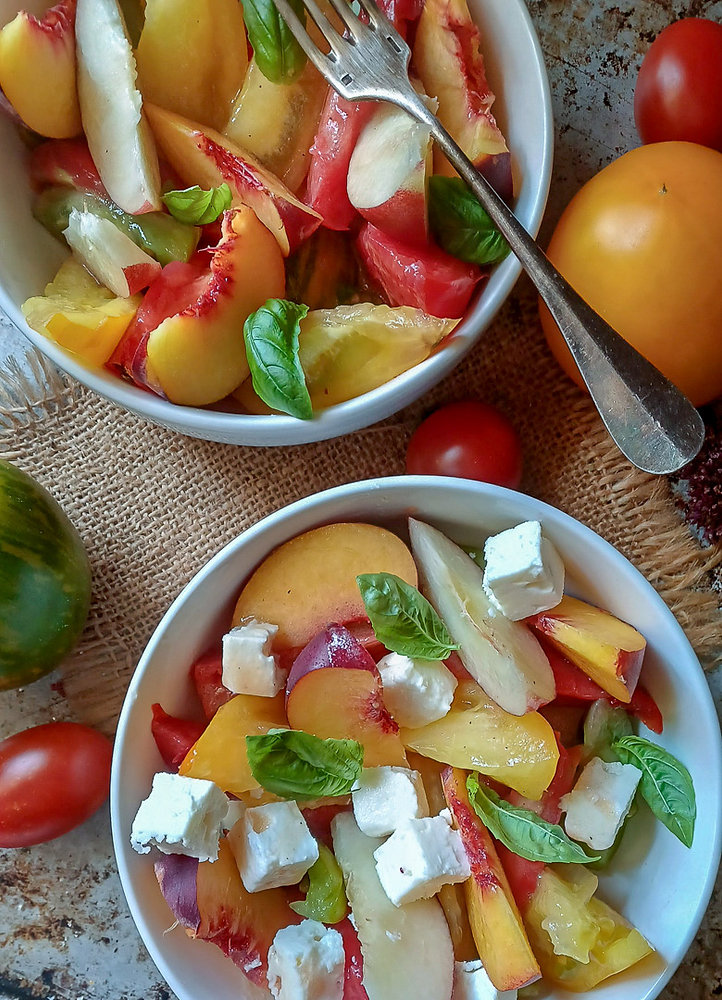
[222,618,285,697]
[377,652,457,728]
[130,772,227,862]
[267,920,344,1000]
[453,959,518,1000]
[482,521,565,621]
[373,812,471,907]
[352,766,429,837]
[222,798,246,832]
[562,756,642,851]
[230,800,319,893]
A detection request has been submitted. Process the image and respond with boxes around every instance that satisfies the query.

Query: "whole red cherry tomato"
[405,401,523,488]
[635,18,722,151]
[0,722,113,847]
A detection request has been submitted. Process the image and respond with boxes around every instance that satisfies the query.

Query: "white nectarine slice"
[145,102,321,255]
[409,519,555,716]
[332,811,455,1000]
[75,0,162,214]
[286,624,407,768]
[413,0,512,199]
[527,595,646,704]
[347,101,431,246]
[0,0,81,138]
[232,522,417,650]
[63,209,161,297]
[442,767,541,991]
[402,679,559,800]
[136,0,247,132]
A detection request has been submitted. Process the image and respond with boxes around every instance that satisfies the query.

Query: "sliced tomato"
[190,649,234,720]
[357,222,482,318]
[29,138,107,196]
[337,917,370,1000]
[151,704,206,768]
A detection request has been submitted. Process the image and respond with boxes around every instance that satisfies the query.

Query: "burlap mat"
[2,274,720,737]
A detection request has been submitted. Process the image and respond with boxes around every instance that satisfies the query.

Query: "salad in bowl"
[0,0,551,445]
[111,479,722,1000]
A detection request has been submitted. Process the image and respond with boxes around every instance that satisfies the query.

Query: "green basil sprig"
[466,773,600,865]
[611,735,696,848]
[162,184,232,225]
[429,176,509,267]
[242,0,307,84]
[356,572,458,660]
[246,729,363,800]
[290,843,348,923]
[244,299,312,419]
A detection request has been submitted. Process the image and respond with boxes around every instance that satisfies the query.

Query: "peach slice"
[232,522,417,651]
[527,595,646,704]
[136,0,247,133]
[412,0,512,199]
[225,57,328,194]
[442,767,541,992]
[286,624,407,768]
[196,840,296,987]
[402,679,559,801]
[178,692,287,797]
[332,811,455,1000]
[75,0,161,214]
[0,0,81,138]
[347,102,431,247]
[110,206,285,405]
[145,103,321,255]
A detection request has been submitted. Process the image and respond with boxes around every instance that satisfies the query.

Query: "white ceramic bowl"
[0,0,552,446]
[111,477,721,1000]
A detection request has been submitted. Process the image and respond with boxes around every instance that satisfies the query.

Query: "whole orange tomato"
[540,141,722,406]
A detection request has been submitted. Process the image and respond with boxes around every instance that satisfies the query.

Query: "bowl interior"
[111,477,722,1000]
[0,0,552,445]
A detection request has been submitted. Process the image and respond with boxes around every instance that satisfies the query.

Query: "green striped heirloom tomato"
[0,460,91,689]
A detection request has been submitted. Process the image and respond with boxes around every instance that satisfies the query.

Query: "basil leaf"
[244,299,312,419]
[429,176,509,266]
[583,700,633,764]
[246,730,363,799]
[290,842,348,923]
[611,735,696,848]
[162,184,232,225]
[242,0,307,84]
[466,773,600,864]
[356,572,458,660]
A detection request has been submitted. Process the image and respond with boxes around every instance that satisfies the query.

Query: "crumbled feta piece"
[231,800,319,893]
[222,798,246,832]
[562,756,642,851]
[130,772,227,862]
[373,812,471,907]
[222,619,285,697]
[453,959,518,1000]
[377,652,457,728]
[352,766,429,837]
[482,521,565,621]
[267,920,344,1000]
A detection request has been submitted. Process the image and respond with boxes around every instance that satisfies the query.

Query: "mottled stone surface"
[1,1,721,998]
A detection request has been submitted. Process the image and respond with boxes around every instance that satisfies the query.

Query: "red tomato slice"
[151,704,206,768]
[29,138,107,195]
[190,649,234,720]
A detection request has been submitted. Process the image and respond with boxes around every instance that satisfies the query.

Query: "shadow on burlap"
[1,275,720,735]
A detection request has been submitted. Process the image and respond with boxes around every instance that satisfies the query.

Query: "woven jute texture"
[2,275,720,736]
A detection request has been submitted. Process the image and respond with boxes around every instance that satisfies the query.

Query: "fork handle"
[400,94,704,476]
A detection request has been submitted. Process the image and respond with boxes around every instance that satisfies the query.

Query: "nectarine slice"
[232,522,417,651]
[527,595,646,704]
[442,767,541,992]
[402,680,559,801]
[179,692,287,797]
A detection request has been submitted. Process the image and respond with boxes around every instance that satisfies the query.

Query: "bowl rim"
[110,475,722,1000]
[0,0,554,446]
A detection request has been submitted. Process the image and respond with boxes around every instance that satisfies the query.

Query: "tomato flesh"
[406,400,523,488]
[635,18,722,152]
[0,722,112,847]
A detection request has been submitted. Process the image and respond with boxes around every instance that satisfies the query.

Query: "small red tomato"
[405,400,523,488]
[0,722,113,847]
[635,18,722,152]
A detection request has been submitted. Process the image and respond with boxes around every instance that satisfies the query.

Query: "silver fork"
[269,0,705,475]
